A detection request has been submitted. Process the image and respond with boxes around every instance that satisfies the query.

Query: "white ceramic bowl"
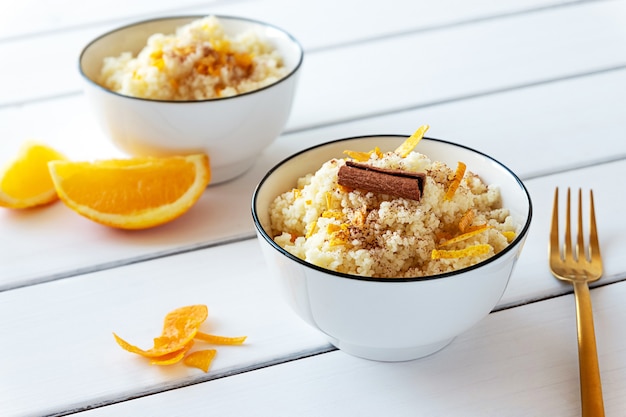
[79,15,303,184]
[252,135,532,361]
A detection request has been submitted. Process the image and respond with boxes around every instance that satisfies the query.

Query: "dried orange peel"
[113,305,246,372]
[438,224,492,247]
[502,230,516,242]
[342,125,429,163]
[394,124,429,157]
[184,349,217,372]
[444,161,466,201]
[458,209,474,233]
[343,147,384,162]
[431,244,492,259]
[195,332,247,345]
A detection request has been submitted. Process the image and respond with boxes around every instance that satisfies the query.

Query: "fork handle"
[573,280,605,417]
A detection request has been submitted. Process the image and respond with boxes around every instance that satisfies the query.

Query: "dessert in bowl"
[252,133,532,361]
[79,15,303,184]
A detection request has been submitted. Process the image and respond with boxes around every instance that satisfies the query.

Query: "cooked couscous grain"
[98,16,288,100]
[269,148,518,278]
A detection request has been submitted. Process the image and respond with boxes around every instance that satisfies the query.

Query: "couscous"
[269,134,518,278]
[98,16,288,100]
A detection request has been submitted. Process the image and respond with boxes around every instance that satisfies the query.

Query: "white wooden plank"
[2,2,624,417]
[0,0,222,39]
[0,162,625,415]
[1,69,625,289]
[499,159,626,308]
[63,279,626,416]
[0,0,579,41]
[288,0,626,131]
[1,1,624,106]
[0,238,330,417]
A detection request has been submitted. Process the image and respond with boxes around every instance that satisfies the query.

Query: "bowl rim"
[78,14,304,104]
[252,134,533,283]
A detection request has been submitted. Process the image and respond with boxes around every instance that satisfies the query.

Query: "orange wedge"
[48,154,210,229]
[0,141,67,209]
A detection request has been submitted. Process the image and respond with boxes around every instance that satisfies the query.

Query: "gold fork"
[549,187,604,417]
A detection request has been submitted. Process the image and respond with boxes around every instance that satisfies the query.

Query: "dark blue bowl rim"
[251,135,534,283]
[78,14,304,103]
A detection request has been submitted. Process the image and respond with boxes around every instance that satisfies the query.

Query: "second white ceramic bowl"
[252,135,532,361]
[79,15,303,184]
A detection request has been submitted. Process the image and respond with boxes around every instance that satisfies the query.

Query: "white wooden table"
[1,1,626,416]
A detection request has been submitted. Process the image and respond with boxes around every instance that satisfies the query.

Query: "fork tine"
[576,188,585,262]
[563,188,573,262]
[588,190,603,270]
[550,187,561,260]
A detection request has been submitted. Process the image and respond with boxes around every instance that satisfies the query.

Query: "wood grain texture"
[74,281,626,417]
[0,0,625,415]
[1,72,625,289]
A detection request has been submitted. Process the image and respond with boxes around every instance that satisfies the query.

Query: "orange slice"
[48,154,210,229]
[0,141,67,209]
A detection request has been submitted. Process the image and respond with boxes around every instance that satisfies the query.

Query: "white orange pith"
[48,154,211,229]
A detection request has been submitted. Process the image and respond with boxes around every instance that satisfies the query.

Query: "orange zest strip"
[305,221,317,238]
[439,224,492,247]
[394,124,429,157]
[113,329,199,358]
[113,304,208,359]
[195,332,247,345]
[325,191,334,210]
[444,161,466,201]
[458,209,475,233]
[502,231,516,242]
[328,223,349,246]
[183,349,217,373]
[150,341,195,365]
[435,231,454,243]
[343,147,384,162]
[321,210,343,220]
[431,244,492,259]
[343,150,372,162]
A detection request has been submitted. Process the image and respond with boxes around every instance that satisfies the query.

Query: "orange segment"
[0,141,67,209]
[48,154,210,229]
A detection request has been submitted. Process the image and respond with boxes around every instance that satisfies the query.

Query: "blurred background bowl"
[79,15,303,184]
[252,135,533,361]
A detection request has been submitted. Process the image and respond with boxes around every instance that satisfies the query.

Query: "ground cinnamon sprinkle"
[99,16,288,100]
[269,147,518,278]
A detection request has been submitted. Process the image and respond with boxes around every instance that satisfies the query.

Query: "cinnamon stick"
[337,161,425,201]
